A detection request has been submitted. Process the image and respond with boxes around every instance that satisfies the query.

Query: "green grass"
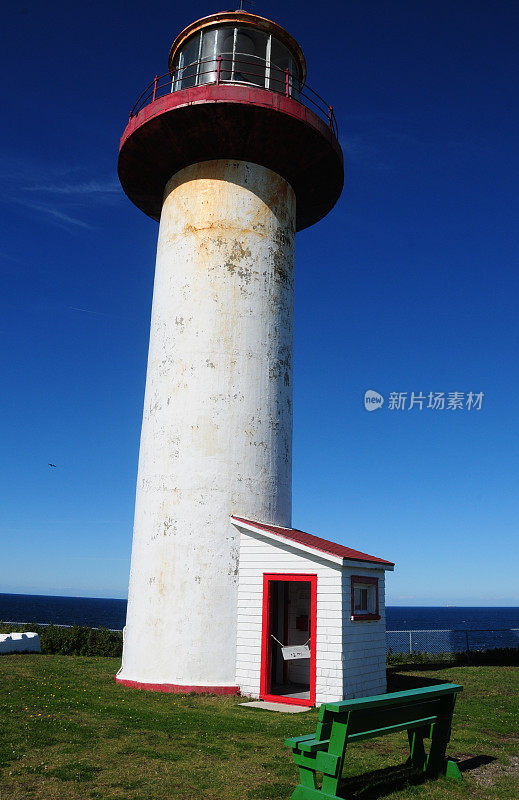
[0,655,517,799]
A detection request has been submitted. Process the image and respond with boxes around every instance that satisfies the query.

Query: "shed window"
[354,586,370,612]
[350,576,380,621]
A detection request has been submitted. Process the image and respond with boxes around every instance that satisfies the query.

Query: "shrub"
[0,622,122,657]
[386,646,518,667]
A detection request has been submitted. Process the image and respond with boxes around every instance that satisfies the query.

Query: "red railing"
[128,55,338,138]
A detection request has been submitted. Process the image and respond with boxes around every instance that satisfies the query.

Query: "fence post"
[465,630,472,664]
[216,55,221,85]
[285,67,290,97]
[152,74,159,102]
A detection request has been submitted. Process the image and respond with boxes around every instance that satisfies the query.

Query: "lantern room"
[169,10,306,96]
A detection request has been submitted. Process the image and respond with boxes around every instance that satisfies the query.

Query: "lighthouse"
[116,9,347,697]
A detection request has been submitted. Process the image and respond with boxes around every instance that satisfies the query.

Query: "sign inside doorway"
[271,635,311,661]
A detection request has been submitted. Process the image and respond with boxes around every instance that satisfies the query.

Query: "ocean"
[0,593,127,630]
[385,606,519,631]
[385,606,519,652]
[1,593,517,636]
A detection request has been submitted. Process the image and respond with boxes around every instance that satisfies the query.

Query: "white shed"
[232,516,394,707]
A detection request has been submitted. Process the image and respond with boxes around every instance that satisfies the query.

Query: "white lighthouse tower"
[116,9,343,694]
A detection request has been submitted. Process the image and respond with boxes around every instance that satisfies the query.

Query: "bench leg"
[407,727,427,771]
[298,766,318,790]
[320,776,340,798]
[288,765,327,800]
[445,759,463,780]
[290,788,341,800]
[426,695,460,780]
[320,722,348,799]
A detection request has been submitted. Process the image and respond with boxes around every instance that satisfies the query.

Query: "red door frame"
[260,573,317,706]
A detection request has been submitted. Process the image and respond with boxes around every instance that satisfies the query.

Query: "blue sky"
[1,0,518,605]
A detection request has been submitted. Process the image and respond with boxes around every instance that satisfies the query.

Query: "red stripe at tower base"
[115,676,240,695]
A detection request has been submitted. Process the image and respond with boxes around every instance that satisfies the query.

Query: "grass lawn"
[0,656,517,800]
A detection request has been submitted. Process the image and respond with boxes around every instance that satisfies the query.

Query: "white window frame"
[351,576,380,621]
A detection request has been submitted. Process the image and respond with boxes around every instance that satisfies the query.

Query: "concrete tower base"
[117,159,295,691]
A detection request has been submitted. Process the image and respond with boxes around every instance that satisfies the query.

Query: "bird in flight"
[48,463,57,468]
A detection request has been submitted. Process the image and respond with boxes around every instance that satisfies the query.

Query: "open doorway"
[260,574,316,706]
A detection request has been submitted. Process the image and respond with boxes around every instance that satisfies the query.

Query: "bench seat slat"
[285,734,318,748]
[298,738,331,753]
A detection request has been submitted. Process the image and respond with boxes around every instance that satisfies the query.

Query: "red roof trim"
[231,517,394,567]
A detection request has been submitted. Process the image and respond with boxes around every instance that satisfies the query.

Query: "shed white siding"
[341,569,387,698]
[236,528,387,705]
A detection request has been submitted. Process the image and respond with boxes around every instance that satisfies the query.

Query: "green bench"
[284,683,463,800]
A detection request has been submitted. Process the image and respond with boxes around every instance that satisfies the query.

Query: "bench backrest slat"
[345,698,443,735]
[324,683,462,714]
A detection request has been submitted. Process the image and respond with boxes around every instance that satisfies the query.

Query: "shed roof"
[231,516,394,569]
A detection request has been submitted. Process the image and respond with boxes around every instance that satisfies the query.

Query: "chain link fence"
[387,628,519,655]
[3,620,518,657]
[0,620,122,632]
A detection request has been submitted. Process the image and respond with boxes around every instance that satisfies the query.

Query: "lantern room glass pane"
[217,26,235,81]
[177,32,201,89]
[200,28,217,84]
[270,37,289,94]
[270,36,300,97]
[234,28,267,86]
